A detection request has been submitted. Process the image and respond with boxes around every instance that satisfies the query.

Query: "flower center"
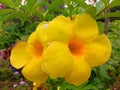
[33,41,43,57]
[68,39,84,56]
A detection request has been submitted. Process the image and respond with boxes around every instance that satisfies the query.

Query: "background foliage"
[0,0,120,89]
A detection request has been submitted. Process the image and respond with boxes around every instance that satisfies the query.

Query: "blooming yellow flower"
[10,22,49,84]
[40,13,111,86]
[10,13,111,87]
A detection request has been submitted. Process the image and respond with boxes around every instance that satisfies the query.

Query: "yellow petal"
[41,41,73,78]
[27,32,44,57]
[36,21,49,32]
[22,57,48,83]
[46,16,73,42]
[65,56,91,86]
[10,42,32,69]
[73,13,99,42]
[85,34,111,67]
[28,23,48,46]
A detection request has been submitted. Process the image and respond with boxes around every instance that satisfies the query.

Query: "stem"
[104,9,110,34]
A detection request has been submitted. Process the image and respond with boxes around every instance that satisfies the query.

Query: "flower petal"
[22,57,48,83]
[10,42,32,69]
[46,16,73,42]
[85,34,111,67]
[73,13,99,42]
[65,56,91,86]
[41,41,73,78]
[36,21,49,32]
[28,22,48,46]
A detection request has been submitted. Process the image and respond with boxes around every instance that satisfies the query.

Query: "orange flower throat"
[68,39,84,56]
[33,41,43,57]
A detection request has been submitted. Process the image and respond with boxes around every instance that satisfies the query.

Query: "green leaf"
[14,0,22,6]
[109,0,120,8]
[74,0,88,9]
[83,85,98,90]
[96,11,120,19]
[0,11,26,27]
[96,0,105,14]
[48,0,64,11]
[0,9,14,16]
[102,0,110,6]
[33,0,49,11]
[85,6,96,18]
[97,21,105,34]
[59,80,67,90]
[24,0,37,14]
[33,11,45,21]
[25,22,38,34]
[0,0,17,10]
[66,84,78,90]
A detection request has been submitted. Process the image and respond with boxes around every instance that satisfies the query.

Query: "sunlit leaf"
[96,0,105,14]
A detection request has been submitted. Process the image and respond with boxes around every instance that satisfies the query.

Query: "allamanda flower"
[40,13,112,86]
[10,22,49,84]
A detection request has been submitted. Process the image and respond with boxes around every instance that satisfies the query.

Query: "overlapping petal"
[41,41,73,78]
[22,57,48,83]
[73,13,99,42]
[85,34,111,67]
[65,56,91,86]
[28,22,48,46]
[46,16,73,42]
[10,42,32,69]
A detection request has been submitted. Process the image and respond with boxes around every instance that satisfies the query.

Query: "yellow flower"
[40,13,112,85]
[10,22,49,84]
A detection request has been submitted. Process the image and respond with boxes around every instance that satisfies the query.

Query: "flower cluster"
[10,13,111,87]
